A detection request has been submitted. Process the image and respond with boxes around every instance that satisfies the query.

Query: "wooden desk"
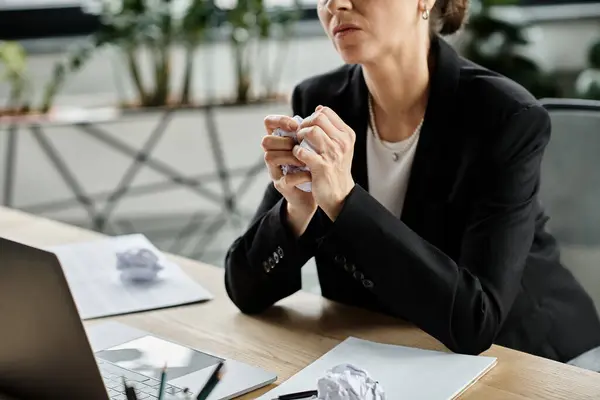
[1,206,599,399]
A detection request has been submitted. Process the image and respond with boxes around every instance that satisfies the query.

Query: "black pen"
[196,361,225,400]
[122,377,139,400]
[273,390,318,400]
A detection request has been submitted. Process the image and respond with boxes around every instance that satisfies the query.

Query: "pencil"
[157,363,167,400]
[195,361,225,400]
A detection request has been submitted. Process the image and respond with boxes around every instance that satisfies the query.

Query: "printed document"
[46,234,213,319]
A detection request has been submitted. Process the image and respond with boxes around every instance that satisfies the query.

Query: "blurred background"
[1,0,599,298]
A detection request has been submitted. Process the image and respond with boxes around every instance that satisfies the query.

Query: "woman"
[224,0,600,366]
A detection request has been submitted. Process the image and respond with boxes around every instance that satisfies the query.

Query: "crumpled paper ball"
[272,115,315,193]
[316,364,386,400]
[116,248,163,283]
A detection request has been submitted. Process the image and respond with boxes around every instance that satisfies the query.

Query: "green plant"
[42,0,211,111]
[259,3,302,98]
[224,0,262,104]
[180,0,216,104]
[219,0,301,104]
[41,40,98,113]
[464,0,561,98]
[0,41,30,113]
[575,39,600,100]
[41,0,301,111]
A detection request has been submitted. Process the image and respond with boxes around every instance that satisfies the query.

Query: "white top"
[366,124,421,219]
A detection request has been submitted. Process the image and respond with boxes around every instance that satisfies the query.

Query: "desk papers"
[46,234,213,319]
[260,337,497,400]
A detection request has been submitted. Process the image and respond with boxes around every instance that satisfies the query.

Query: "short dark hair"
[431,0,469,35]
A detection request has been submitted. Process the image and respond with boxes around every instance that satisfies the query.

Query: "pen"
[273,390,318,400]
[122,377,139,400]
[182,388,193,400]
[157,363,167,400]
[195,361,225,400]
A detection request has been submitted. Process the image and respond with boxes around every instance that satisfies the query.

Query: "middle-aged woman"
[224,0,600,368]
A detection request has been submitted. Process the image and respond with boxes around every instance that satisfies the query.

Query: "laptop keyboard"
[97,359,185,399]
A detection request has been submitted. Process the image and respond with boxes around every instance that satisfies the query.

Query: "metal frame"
[1,105,267,259]
[540,98,600,112]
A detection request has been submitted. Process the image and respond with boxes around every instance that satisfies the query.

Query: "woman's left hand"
[294,105,356,221]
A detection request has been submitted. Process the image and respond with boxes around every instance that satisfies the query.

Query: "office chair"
[539,98,600,318]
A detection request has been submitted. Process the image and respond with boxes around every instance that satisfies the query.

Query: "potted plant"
[0,0,301,118]
[219,0,302,104]
[0,41,30,117]
[47,0,301,110]
[463,0,561,99]
[0,0,302,244]
[575,38,600,100]
[46,0,217,110]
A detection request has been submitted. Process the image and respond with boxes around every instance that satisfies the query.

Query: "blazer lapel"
[330,65,370,192]
[329,36,462,238]
[400,37,462,233]
[348,67,370,192]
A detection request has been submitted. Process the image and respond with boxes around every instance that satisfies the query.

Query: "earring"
[422,7,430,20]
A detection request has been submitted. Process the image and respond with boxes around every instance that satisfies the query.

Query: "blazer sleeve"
[326,104,551,355]
[224,86,319,314]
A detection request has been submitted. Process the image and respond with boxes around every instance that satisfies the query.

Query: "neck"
[363,35,432,141]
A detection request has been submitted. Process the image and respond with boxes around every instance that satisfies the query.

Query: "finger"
[283,171,312,186]
[296,125,332,154]
[267,163,283,181]
[300,109,340,141]
[316,106,352,133]
[274,171,312,192]
[261,135,296,151]
[264,114,300,134]
[264,150,304,167]
[294,144,323,169]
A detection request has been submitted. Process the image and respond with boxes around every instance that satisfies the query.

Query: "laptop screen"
[95,335,223,381]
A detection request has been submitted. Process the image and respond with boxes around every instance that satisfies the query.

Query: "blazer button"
[362,279,374,289]
[334,254,346,264]
[268,257,275,268]
[277,246,284,258]
[263,261,271,273]
[344,263,356,273]
[273,252,280,263]
[353,271,364,281]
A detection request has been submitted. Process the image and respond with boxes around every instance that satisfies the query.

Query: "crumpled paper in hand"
[272,115,315,192]
[316,364,386,400]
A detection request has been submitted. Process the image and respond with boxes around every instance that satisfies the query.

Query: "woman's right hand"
[262,115,317,237]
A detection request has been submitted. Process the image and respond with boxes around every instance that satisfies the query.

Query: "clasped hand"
[262,105,356,222]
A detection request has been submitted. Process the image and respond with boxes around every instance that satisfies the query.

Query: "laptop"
[0,237,277,400]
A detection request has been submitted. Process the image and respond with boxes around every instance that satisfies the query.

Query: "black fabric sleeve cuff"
[246,197,316,277]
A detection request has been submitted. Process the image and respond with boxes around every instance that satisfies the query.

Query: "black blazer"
[224,36,600,362]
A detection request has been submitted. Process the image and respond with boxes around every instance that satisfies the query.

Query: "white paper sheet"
[45,234,213,320]
[259,337,497,400]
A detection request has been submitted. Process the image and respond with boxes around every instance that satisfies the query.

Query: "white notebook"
[45,234,213,319]
[260,337,497,400]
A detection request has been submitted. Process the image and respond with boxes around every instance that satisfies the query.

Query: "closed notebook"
[259,337,497,400]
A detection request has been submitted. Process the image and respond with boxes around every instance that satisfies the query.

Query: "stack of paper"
[46,234,213,320]
[260,337,497,400]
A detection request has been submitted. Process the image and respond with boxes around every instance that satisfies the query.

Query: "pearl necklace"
[368,95,424,162]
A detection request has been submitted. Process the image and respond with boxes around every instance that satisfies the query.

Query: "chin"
[335,44,372,65]
[332,36,380,65]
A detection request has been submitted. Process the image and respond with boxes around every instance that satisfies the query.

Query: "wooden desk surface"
[1,206,599,399]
